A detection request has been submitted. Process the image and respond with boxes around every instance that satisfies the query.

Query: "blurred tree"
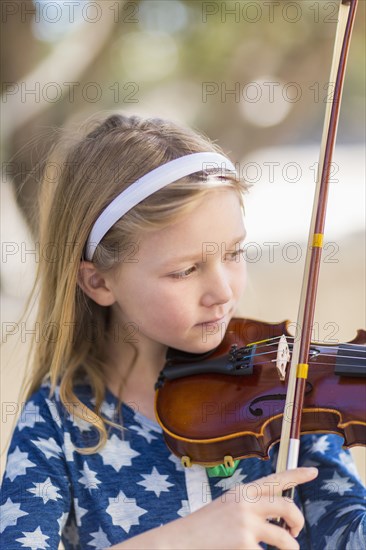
[1,0,126,232]
[1,0,364,233]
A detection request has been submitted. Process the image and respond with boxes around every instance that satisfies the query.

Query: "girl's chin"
[187,327,227,353]
[166,320,229,354]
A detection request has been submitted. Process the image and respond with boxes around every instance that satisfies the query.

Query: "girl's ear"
[77,261,116,306]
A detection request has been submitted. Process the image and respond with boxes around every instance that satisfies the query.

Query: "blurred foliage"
[1,0,365,231]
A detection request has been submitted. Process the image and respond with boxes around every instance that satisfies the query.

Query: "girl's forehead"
[148,188,242,232]
[137,190,245,260]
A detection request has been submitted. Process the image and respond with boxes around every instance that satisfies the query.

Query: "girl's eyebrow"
[161,232,247,266]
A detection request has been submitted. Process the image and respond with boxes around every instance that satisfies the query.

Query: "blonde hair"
[21,113,249,453]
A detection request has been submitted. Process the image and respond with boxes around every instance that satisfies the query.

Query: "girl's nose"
[200,263,234,307]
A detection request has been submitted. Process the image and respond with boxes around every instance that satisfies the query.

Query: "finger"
[259,522,300,550]
[272,504,304,538]
[254,467,318,494]
[240,542,261,550]
[242,468,318,502]
[257,498,305,536]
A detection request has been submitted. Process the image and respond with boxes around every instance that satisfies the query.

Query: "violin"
[155,317,366,468]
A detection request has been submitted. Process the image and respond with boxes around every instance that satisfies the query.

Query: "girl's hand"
[111,467,318,550]
[177,466,318,550]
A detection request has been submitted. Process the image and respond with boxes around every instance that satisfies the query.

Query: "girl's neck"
[103,335,167,422]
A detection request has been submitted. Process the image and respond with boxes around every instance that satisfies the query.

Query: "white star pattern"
[102,401,120,421]
[303,499,333,526]
[27,477,63,504]
[335,504,366,518]
[106,491,147,533]
[30,436,62,460]
[0,499,28,533]
[177,499,190,517]
[133,412,162,433]
[74,498,88,527]
[168,453,185,471]
[338,450,361,480]
[72,415,94,433]
[130,423,158,444]
[88,526,110,548]
[310,435,330,454]
[214,468,247,492]
[57,511,69,534]
[5,447,37,481]
[78,461,102,492]
[90,397,118,421]
[63,432,75,462]
[345,524,365,549]
[321,471,354,496]
[17,402,46,430]
[137,466,174,497]
[15,526,50,549]
[45,398,62,428]
[98,434,140,471]
[324,524,347,548]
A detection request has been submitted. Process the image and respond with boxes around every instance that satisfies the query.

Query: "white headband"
[85,152,237,261]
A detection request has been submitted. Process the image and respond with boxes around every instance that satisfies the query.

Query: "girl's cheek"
[234,259,247,279]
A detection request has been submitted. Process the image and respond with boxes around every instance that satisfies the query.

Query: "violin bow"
[274,0,359,501]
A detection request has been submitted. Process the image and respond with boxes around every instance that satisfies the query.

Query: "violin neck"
[334,343,366,377]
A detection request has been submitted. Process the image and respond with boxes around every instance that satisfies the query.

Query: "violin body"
[155,318,366,467]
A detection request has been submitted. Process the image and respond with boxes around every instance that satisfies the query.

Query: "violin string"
[248,338,365,357]
[247,334,365,350]
[236,335,365,363]
[286,346,365,360]
[249,348,365,361]
[309,353,365,360]
[240,347,365,362]
[286,345,366,360]
[306,360,364,365]
[241,359,362,369]
[286,339,364,349]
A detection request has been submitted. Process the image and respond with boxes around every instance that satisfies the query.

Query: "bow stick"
[274,0,359,515]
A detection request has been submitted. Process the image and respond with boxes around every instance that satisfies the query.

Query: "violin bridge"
[276,335,290,381]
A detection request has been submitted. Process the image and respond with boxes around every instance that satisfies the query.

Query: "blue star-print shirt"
[1,379,365,549]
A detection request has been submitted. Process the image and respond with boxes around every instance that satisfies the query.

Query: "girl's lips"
[202,316,225,324]
[198,311,231,325]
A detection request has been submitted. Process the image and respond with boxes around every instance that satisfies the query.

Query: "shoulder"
[11,378,100,447]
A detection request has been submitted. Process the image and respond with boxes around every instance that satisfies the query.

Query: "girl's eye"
[227,248,245,261]
[171,266,196,280]
[170,248,245,279]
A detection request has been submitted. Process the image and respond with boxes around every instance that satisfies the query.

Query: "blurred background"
[1,0,365,490]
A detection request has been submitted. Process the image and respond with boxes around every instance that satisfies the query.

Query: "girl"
[1,114,365,550]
